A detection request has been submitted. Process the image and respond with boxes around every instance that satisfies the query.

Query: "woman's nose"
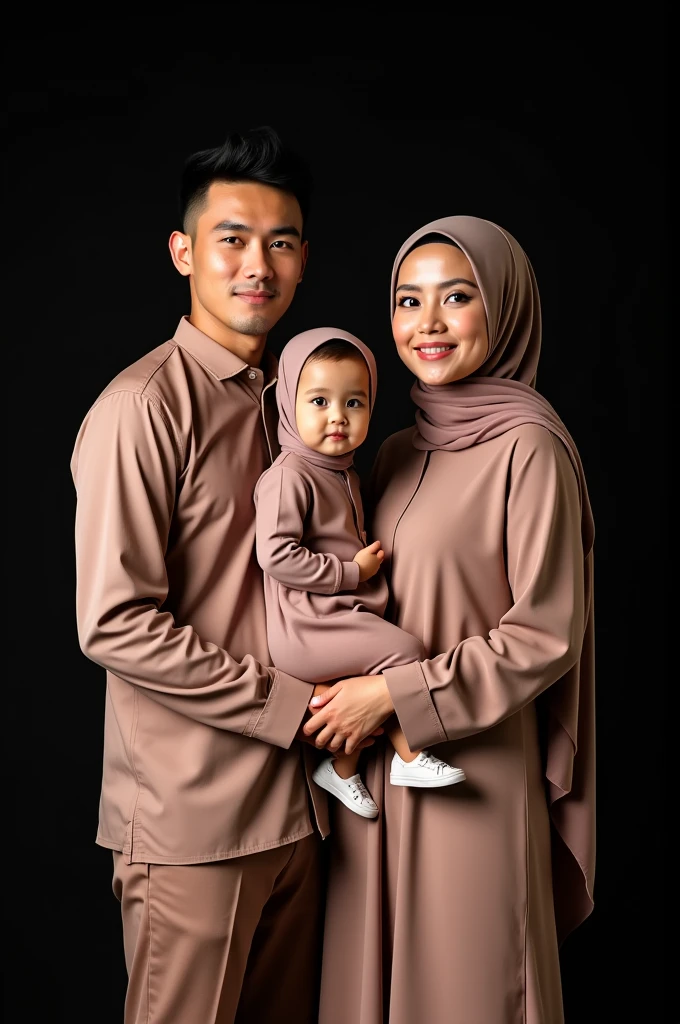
[415,298,446,335]
[417,315,446,335]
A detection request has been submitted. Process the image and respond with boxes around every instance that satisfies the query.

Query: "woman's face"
[393,242,489,386]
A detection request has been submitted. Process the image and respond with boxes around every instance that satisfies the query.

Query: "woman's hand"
[303,675,395,755]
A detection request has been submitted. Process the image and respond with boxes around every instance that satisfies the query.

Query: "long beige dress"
[320,421,585,1024]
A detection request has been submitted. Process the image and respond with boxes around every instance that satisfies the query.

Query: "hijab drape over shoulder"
[393,216,595,940]
[276,327,377,472]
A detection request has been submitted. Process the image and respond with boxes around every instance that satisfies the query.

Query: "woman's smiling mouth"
[414,344,456,361]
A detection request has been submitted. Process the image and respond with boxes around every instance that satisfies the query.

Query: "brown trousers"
[112,833,324,1024]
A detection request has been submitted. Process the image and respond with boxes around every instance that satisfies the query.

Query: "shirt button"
[248,371,257,379]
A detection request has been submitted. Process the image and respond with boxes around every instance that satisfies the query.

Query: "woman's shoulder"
[374,426,419,464]
[502,423,577,486]
[504,421,557,452]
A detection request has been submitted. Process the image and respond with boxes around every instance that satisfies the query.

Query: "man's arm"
[71,389,312,748]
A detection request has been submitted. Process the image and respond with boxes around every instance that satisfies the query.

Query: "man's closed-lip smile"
[235,289,275,305]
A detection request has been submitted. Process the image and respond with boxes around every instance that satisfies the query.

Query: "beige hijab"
[276,327,377,471]
[392,216,595,941]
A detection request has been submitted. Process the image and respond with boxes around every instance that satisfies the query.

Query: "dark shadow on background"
[6,11,669,1024]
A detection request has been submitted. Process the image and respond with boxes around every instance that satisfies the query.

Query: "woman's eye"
[445,291,470,304]
[397,296,420,308]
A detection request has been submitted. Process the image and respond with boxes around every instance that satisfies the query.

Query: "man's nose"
[241,241,274,280]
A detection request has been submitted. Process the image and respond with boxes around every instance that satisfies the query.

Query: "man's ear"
[169,231,193,277]
[298,239,309,283]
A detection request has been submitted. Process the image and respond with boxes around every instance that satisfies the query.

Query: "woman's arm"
[384,429,586,751]
[255,466,360,593]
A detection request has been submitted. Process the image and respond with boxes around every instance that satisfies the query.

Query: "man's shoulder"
[97,340,180,404]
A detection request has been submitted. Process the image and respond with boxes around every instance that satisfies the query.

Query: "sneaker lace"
[418,752,447,775]
[349,779,372,802]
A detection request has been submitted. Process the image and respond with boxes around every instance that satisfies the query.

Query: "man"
[72,126,340,1024]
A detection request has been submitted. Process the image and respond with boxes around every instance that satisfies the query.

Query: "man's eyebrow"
[395,277,478,293]
[212,221,250,232]
[270,225,301,238]
[212,221,301,238]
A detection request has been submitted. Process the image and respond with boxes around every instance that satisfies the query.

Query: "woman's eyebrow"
[396,277,478,293]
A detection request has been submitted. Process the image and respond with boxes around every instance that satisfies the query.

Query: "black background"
[6,11,669,1024]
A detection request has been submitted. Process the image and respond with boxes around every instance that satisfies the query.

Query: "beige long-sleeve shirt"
[71,317,328,864]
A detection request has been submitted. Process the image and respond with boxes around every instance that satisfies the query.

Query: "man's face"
[170,181,307,363]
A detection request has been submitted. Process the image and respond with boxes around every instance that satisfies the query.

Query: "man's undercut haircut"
[179,125,313,238]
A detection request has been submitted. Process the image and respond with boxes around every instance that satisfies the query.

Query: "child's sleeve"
[255,466,360,594]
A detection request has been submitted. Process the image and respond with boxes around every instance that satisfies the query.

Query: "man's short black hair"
[179,125,313,238]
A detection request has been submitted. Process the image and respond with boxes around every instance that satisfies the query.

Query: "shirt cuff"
[339,560,360,591]
[383,662,447,750]
[249,670,314,748]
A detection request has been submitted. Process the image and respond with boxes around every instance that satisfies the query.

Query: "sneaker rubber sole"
[390,767,467,788]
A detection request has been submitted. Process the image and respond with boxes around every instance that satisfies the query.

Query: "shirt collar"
[173,316,276,382]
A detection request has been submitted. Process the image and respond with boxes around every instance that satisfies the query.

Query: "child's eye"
[347,399,363,409]
[311,397,327,407]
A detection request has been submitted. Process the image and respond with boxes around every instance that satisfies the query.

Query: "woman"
[307,216,595,1024]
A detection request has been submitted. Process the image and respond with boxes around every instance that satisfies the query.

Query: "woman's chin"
[412,361,461,387]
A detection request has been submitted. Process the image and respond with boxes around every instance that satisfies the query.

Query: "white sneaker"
[312,757,379,818]
[390,750,466,788]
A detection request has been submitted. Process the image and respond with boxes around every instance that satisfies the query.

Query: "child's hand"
[353,540,385,582]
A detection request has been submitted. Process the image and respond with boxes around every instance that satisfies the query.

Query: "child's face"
[295,354,371,457]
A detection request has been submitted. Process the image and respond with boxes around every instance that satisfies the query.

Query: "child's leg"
[386,719,420,762]
[332,750,362,779]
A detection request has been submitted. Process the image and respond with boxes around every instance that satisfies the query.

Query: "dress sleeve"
[255,465,360,593]
[71,391,312,749]
[383,430,585,751]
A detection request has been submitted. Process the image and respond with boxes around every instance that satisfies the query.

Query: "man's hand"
[303,675,395,755]
[296,681,384,752]
[353,540,385,582]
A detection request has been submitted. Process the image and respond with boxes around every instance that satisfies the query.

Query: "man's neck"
[188,308,267,367]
